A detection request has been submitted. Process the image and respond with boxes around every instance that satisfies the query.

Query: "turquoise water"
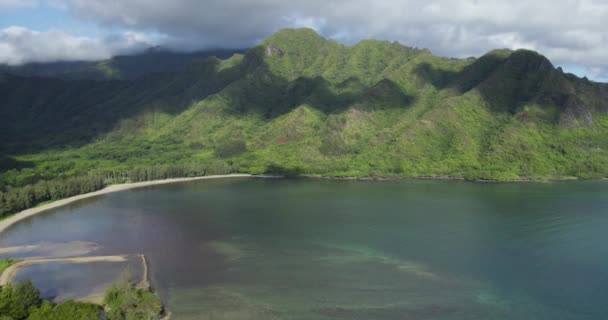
[1,178,607,319]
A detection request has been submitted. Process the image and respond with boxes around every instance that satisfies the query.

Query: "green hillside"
[1,27,608,198]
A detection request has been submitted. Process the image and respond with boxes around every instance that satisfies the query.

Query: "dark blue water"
[1,178,607,319]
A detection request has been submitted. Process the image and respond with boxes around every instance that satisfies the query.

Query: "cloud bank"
[0,26,155,65]
[2,0,608,80]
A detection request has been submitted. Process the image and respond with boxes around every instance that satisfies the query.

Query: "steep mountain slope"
[1,28,607,188]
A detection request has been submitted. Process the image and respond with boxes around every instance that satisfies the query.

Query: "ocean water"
[1,178,607,319]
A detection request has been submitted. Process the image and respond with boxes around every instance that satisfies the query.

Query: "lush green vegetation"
[0,281,42,320]
[0,279,163,320]
[0,280,100,320]
[0,260,15,274]
[0,176,104,218]
[0,161,239,218]
[1,28,607,213]
[103,282,163,320]
[26,301,100,320]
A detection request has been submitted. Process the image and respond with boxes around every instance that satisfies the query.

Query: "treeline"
[0,175,104,218]
[0,162,234,218]
[0,279,163,320]
[104,280,163,320]
[95,161,232,184]
[0,280,101,320]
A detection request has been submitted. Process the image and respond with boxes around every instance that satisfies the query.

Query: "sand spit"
[0,255,133,286]
[0,241,101,259]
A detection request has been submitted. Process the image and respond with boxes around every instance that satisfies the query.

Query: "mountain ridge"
[0,47,244,80]
[1,27,607,190]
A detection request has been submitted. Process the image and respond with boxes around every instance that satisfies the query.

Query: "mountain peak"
[263,28,325,43]
[261,28,327,56]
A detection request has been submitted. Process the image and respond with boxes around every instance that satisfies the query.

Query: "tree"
[0,280,41,320]
[214,139,247,158]
[28,300,100,320]
[104,282,163,320]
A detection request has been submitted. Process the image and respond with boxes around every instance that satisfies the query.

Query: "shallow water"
[12,257,144,303]
[1,178,607,319]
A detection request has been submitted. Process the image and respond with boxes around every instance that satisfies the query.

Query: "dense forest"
[1,28,608,216]
[0,162,235,218]
[0,176,104,218]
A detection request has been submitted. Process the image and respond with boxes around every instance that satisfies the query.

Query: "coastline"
[0,255,132,286]
[0,174,252,236]
[0,254,150,305]
[302,174,583,183]
[0,171,604,319]
[0,174,256,318]
[0,173,600,237]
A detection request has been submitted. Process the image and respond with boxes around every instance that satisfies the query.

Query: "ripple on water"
[0,241,100,259]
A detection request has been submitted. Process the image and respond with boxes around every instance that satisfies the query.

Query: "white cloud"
[56,0,608,78]
[3,1,608,79]
[0,26,156,65]
[0,0,38,10]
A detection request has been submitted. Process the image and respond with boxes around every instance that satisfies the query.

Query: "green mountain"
[2,28,608,189]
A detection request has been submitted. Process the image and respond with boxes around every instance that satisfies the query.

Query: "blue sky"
[3,5,76,31]
[1,0,607,82]
[0,2,113,37]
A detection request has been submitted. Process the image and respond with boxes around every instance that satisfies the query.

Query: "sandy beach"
[0,174,253,236]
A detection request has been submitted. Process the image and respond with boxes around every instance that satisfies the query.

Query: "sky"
[1,0,607,82]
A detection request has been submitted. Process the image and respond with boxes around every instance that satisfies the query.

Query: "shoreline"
[0,174,253,236]
[0,254,149,304]
[0,255,133,286]
[302,174,585,183]
[0,173,602,237]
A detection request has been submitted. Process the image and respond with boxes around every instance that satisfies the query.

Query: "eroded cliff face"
[265,45,285,57]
